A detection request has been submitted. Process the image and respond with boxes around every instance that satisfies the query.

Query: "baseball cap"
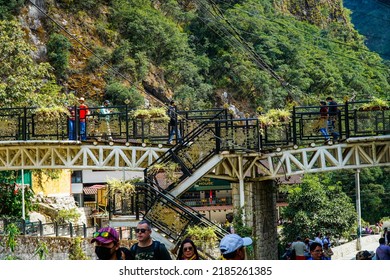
[91,227,119,244]
[219,234,253,255]
[79,97,85,101]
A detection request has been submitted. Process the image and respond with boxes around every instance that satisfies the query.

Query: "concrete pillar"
[252,180,278,260]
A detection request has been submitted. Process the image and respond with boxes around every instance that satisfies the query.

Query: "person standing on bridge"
[318,101,330,142]
[78,97,90,140]
[326,96,340,141]
[99,100,113,141]
[167,100,182,144]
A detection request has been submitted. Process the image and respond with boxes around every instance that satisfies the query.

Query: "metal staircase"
[131,110,260,257]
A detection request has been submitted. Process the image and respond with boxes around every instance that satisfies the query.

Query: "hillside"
[1,0,390,114]
[343,0,390,60]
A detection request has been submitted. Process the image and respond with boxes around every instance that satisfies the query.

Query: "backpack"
[167,106,176,119]
[130,241,162,259]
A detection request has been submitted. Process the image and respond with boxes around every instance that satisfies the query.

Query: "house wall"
[32,170,71,196]
[81,170,143,184]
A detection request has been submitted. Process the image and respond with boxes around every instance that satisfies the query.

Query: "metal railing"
[0,101,388,148]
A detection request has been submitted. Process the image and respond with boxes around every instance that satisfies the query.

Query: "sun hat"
[219,234,253,255]
[91,227,119,244]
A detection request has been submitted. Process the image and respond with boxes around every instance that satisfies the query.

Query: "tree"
[47,33,72,78]
[0,0,24,20]
[281,175,356,243]
[321,168,389,224]
[105,82,144,109]
[0,20,71,108]
[0,183,35,219]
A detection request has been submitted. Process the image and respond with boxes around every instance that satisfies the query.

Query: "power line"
[27,0,171,109]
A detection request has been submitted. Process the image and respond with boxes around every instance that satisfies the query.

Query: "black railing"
[136,182,229,244]
[0,101,388,149]
[0,219,94,238]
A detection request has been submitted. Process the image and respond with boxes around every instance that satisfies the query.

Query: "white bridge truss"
[214,136,390,181]
[1,137,390,181]
[0,141,168,171]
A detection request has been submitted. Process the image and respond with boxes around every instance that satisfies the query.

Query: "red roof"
[83,185,106,195]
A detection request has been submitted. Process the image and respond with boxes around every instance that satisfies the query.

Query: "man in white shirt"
[291,236,307,260]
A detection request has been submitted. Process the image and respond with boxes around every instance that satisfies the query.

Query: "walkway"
[332,235,380,260]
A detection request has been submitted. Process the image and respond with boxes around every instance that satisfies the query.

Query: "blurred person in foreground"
[91,227,131,260]
[219,233,253,260]
[177,238,200,260]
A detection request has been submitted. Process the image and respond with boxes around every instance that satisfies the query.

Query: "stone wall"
[252,180,278,260]
[0,236,134,260]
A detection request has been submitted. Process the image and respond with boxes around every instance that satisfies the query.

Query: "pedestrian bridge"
[2,135,390,179]
[2,102,390,259]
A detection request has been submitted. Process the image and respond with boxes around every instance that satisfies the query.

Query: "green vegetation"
[281,175,356,242]
[0,182,35,219]
[105,82,144,108]
[47,33,72,78]
[2,223,20,260]
[68,237,89,260]
[321,167,390,224]
[0,0,24,20]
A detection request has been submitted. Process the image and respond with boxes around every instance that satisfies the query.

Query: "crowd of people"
[90,221,390,260]
[282,232,334,260]
[281,228,390,260]
[91,220,253,260]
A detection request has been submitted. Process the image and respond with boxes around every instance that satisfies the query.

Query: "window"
[71,171,82,183]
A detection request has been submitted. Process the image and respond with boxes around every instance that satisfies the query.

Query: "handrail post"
[215,121,221,153]
[39,220,43,236]
[70,222,73,237]
[83,223,87,238]
[74,106,79,141]
[292,106,297,145]
[345,101,350,139]
[125,104,129,142]
[22,107,27,140]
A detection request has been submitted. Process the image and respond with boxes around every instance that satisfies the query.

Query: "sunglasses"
[93,231,112,238]
[135,228,149,233]
[183,246,193,252]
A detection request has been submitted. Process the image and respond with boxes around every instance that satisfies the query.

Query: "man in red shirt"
[78,97,89,140]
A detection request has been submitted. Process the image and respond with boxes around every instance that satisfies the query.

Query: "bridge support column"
[252,180,278,260]
[231,182,253,227]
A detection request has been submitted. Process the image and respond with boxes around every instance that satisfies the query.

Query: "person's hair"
[310,242,322,252]
[170,100,175,105]
[379,237,385,244]
[320,101,326,105]
[222,248,241,260]
[138,220,152,230]
[296,236,302,241]
[177,238,199,260]
[326,97,333,101]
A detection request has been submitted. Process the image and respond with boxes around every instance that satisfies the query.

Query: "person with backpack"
[129,220,172,260]
[326,96,340,141]
[91,227,132,260]
[167,100,182,144]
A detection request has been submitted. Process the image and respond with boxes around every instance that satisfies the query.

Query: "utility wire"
[27,0,172,110]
